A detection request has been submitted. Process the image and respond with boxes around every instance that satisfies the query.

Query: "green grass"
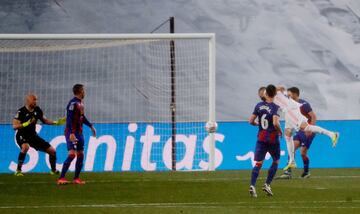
[0,168,359,214]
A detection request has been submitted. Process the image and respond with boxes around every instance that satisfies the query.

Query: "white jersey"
[274,91,301,112]
[274,91,307,131]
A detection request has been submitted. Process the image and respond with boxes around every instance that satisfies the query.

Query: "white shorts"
[284,108,308,131]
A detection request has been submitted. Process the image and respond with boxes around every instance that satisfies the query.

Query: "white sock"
[285,135,295,164]
[305,125,334,139]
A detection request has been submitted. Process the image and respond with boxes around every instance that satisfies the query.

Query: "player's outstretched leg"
[57,152,75,185]
[331,132,340,148]
[73,151,85,184]
[303,124,339,147]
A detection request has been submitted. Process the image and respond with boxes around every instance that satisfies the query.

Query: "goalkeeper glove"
[22,118,35,127]
[54,117,66,125]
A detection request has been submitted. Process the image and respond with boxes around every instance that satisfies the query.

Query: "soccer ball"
[205,121,218,133]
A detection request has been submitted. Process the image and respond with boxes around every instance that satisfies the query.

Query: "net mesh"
[0,36,212,172]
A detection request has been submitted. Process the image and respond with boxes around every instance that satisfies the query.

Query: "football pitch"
[0,168,359,214]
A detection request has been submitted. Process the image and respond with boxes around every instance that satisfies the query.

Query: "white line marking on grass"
[0,200,359,209]
[0,175,360,185]
[0,175,359,185]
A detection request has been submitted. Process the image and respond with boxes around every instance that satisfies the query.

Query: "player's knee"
[21,144,30,152]
[255,161,263,168]
[272,160,279,165]
[300,123,308,131]
[47,147,56,156]
[68,153,76,160]
[285,129,292,137]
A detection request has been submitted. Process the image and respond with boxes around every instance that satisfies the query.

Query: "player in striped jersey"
[249,85,283,197]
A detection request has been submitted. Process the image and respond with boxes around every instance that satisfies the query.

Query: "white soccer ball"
[205,121,218,133]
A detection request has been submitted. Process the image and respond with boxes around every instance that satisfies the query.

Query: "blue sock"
[60,155,75,178]
[266,162,278,185]
[74,153,84,179]
[303,156,309,173]
[250,164,262,186]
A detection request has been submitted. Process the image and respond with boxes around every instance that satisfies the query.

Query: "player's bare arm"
[90,126,97,137]
[308,111,317,125]
[249,114,258,126]
[273,115,282,137]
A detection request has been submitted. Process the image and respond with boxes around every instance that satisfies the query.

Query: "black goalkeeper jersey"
[14,106,45,136]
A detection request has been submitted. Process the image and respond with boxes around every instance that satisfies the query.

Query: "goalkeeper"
[12,93,66,176]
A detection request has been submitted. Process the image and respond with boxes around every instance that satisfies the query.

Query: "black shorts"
[16,133,51,152]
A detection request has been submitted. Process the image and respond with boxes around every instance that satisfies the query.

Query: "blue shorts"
[254,140,280,162]
[65,133,85,151]
[293,131,315,149]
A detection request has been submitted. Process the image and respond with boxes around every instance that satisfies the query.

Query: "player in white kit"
[272,86,339,170]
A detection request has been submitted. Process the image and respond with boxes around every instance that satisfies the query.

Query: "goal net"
[0,34,216,173]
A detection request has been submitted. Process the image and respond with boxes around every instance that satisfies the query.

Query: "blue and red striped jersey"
[65,97,92,135]
[252,101,280,143]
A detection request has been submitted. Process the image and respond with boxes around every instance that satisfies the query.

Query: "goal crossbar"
[0,33,215,40]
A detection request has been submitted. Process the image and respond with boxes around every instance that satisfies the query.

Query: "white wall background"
[0,0,359,120]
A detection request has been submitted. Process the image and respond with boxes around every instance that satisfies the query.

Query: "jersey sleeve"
[301,102,313,114]
[273,105,280,117]
[14,109,23,121]
[36,107,45,123]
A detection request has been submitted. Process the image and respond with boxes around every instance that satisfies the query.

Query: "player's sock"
[266,162,278,185]
[302,156,309,173]
[60,154,75,178]
[17,152,26,171]
[250,162,262,186]
[74,153,84,179]
[285,135,295,163]
[49,154,57,172]
[304,125,333,139]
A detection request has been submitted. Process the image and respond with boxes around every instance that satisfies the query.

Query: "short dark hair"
[287,87,300,96]
[266,84,277,98]
[73,84,84,95]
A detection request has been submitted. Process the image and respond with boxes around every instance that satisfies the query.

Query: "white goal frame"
[0,33,216,171]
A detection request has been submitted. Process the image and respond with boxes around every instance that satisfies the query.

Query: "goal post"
[0,33,216,172]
